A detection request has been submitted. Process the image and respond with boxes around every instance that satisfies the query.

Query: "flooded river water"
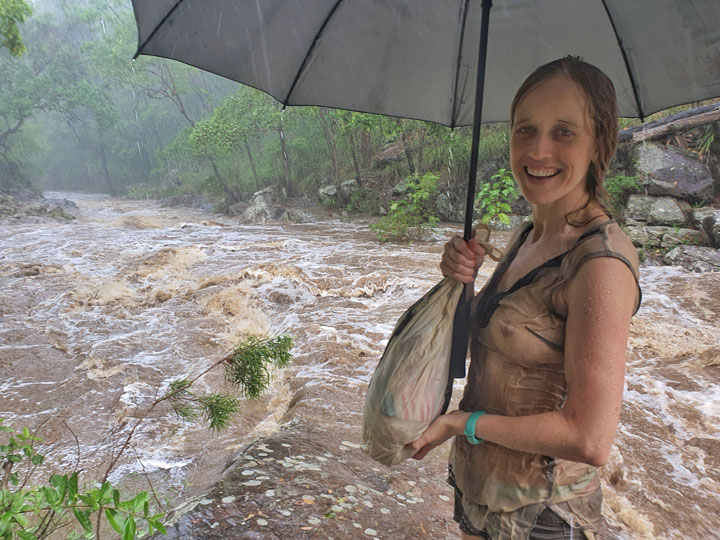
[1,193,718,539]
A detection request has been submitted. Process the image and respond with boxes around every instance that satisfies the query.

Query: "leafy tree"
[0,0,31,56]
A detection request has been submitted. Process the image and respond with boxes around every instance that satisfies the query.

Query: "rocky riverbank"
[0,190,78,221]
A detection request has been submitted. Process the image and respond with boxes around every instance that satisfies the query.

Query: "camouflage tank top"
[450,219,641,539]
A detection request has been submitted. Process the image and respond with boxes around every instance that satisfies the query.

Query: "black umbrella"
[131,0,720,384]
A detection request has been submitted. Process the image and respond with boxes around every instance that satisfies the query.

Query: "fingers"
[410,444,434,460]
[441,236,486,283]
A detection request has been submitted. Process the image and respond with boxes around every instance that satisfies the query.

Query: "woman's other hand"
[440,236,486,283]
[406,410,469,460]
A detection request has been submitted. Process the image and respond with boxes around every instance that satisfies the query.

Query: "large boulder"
[663,245,720,272]
[636,143,715,204]
[340,179,362,194]
[648,197,687,226]
[227,200,249,217]
[318,185,338,206]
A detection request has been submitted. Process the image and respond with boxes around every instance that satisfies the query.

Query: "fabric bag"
[362,225,502,466]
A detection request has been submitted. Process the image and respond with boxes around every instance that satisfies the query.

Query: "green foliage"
[345,187,382,215]
[167,335,293,432]
[604,174,641,216]
[1,335,294,538]
[476,168,519,226]
[371,173,439,242]
[0,0,31,57]
[224,335,294,398]
[0,419,164,539]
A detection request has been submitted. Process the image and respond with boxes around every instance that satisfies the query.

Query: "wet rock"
[648,197,687,226]
[0,192,77,220]
[691,208,720,248]
[636,143,715,204]
[625,194,655,222]
[318,185,338,206]
[660,228,704,249]
[625,225,673,248]
[510,195,532,216]
[341,179,362,194]
[434,192,463,222]
[391,178,411,197]
[0,193,19,216]
[228,201,249,217]
[43,197,78,209]
[240,187,286,223]
[663,245,720,272]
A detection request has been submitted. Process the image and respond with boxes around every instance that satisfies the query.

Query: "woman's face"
[510,75,597,210]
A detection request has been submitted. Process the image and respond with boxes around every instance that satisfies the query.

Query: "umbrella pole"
[445,0,493,401]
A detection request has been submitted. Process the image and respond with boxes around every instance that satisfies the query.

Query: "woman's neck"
[529,196,607,244]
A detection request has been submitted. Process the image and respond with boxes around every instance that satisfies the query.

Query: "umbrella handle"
[463,0,493,242]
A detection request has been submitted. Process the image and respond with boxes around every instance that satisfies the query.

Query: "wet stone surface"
[157,423,457,539]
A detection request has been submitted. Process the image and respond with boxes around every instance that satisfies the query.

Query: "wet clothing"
[449,219,641,540]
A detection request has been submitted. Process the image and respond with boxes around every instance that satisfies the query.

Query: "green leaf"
[132,492,148,515]
[17,531,38,540]
[105,508,124,534]
[150,519,167,535]
[68,472,78,501]
[122,516,137,540]
[99,482,112,504]
[73,507,93,533]
[112,488,120,508]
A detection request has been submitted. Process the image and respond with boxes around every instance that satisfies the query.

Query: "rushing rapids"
[1,193,718,539]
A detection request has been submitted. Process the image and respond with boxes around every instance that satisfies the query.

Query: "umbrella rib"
[599,0,645,120]
[451,0,472,129]
[283,0,345,105]
[133,0,186,59]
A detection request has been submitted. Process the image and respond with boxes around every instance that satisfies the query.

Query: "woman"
[407,57,642,539]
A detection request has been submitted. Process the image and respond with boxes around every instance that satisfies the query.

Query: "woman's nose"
[529,132,553,159]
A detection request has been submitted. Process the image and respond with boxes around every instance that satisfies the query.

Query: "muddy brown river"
[1,193,718,539]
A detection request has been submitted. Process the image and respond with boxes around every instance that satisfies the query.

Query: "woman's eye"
[558,128,575,137]
[516,126,533,134]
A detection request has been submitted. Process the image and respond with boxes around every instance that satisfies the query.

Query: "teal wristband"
[464,411,486,445]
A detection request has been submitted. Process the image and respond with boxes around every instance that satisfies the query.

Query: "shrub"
[604,174,641,217]
[475,168,519,227]
[345,187,382,215]
[371,172,439,242]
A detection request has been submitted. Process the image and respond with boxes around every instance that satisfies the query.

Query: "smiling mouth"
[525,166,560,179]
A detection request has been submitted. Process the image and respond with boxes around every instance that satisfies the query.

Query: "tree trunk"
[349,131,362,186]
[401,131,415,175]
[361,131,372,166]
[618,103,720,142]
[209,156,238,205]
[317,110,343,202]
[245,140,261,191]
[416,125,427,173]
[98,145,116,196]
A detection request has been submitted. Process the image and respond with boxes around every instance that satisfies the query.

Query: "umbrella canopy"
[131,0,720,383]
[133,0,720,127]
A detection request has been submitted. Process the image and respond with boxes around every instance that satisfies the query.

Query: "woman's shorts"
[449,467,575,539]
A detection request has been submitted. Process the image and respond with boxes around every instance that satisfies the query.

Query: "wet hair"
[510,56,618,216]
